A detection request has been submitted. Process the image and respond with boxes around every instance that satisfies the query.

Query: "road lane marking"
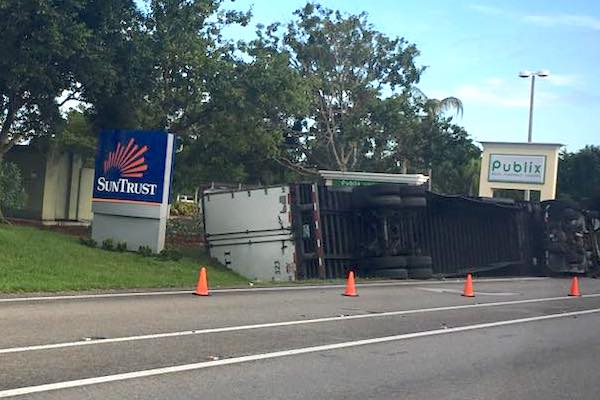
[0,278,547,303]
[1,306,599,398]
[2,292,599,355]
[419,288,518,296]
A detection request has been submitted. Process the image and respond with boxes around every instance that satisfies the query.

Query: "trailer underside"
[292,183,600,280]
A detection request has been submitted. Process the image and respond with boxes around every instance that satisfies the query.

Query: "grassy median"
[0,224,246,293]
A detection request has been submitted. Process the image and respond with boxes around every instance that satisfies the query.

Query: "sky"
[139,0,600,152]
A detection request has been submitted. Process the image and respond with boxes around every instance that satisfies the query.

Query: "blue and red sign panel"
[93,130,172,205]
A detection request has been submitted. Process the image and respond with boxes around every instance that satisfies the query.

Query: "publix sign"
[488,154,546,184]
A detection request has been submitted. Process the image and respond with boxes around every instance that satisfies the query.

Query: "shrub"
[0,161,26,210]
[79,237,97,248]
[0,161,26,220]
[101,238,114,251]
[138,245,153,257]
[115,242,127,252]
[170,201,199,217]
[157,249,183,262]
[166,215,203,238]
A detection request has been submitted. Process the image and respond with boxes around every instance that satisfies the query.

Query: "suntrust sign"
[488,154,546,184]
[92,129,175,253]
[93,130,173,205]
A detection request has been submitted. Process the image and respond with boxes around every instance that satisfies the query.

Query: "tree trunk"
[0,152,9,224]
[428,167,432,191]
[0,206,7,224]
[401,158,408,174]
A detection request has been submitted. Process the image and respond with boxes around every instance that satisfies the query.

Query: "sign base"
[92,213,166,253]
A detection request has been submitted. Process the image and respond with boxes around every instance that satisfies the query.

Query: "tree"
[252,3,424,172]
[411,89,464,187]
[421,96,464,119]
[558,146,600,210]
[427,123,481,195]
[0,0,95,162]
[126,0,250,134]
[357,93,422,174]
[74,0,150,130]
[31,107,98,163]
[0,0,154,158]
[172,44,310,191]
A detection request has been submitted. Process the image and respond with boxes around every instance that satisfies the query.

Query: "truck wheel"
[357,184,426,197]
[356,184,401,196]
[364,195,403,208]
[361,256,408,269]
[408,267,433,279]
[407,255,432,267]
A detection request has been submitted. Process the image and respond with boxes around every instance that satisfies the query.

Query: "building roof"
[478,141,564,147]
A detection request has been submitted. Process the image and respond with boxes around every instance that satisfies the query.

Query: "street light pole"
[519,70,548,201]
[527,75,535,143]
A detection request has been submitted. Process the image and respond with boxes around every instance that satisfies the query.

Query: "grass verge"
[0,224,246,293]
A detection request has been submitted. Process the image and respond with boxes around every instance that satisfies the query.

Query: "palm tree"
[412,87,464,119]
[411,88,464,190]
[423,97,463,119]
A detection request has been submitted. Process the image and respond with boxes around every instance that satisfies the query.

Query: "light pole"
[519,69,549,201]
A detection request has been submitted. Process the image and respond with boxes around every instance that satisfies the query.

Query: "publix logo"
[488,154,546,184]
[491,159,542,174]
[96,138,158,196]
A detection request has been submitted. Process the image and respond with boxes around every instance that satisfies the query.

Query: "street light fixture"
[519,69,549,201]
[519,70,549,142]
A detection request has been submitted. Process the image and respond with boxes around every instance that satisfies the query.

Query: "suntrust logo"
[103,138,149,177]
[96,138,158,196]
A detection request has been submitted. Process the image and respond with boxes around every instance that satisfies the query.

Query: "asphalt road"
[1,277,600,399]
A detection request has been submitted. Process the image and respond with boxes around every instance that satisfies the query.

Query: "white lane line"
[1,307,599,398]
[2,292,599,355]
[419,288,518,296]
[0,277,547,303]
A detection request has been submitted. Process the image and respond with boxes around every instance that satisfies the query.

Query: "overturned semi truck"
[202,182,600,281]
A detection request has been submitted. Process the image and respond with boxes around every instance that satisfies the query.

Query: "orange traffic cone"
[343,271,358,297]
[568,276,581,297]
[462,273,475,297]
[194,267,210,296]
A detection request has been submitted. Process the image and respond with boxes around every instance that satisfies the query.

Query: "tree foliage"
[558,146,600,210]
[173,46,309,190]
[250,3,424,172]
[53,108,97,160]
[426,122,481,195]
[0,161,26,223]
[133,0,250,133]
[1,0,483,197]
[0,0,95,159]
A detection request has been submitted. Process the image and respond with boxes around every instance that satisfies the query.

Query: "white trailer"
[203,186,296,282]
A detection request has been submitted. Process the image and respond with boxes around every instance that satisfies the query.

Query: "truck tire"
[372,268,409,279]
[356,184,426,197]
[356,184,401,196]
[407,255,432,267]
[361,256,408,269]
[363,195,403,208]
[408,267,433,279]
